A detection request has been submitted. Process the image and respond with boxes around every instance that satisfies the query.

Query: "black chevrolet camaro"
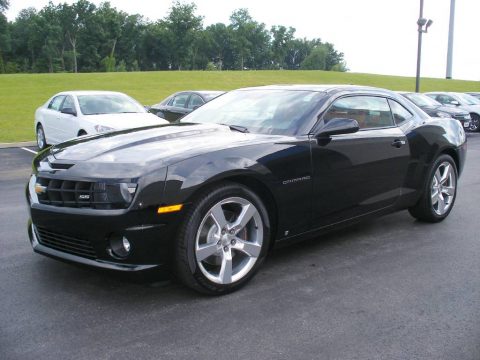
[27,85,467,294]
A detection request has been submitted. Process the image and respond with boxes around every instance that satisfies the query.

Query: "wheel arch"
[179,173,280,249]
[439,147,460,174]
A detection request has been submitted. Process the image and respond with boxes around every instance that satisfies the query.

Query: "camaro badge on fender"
[282,175,311,185]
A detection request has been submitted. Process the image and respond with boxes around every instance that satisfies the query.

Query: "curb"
[0,141,37,149]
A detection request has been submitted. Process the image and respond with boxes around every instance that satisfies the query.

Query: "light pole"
[446,0,456,79]
[415,0,433,92]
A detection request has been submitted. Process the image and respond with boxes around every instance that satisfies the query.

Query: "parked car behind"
[425,92,480,132]
[35,91,168,149]
[465,92,480,100]
[399,92,470,129]
[149,91,225,122]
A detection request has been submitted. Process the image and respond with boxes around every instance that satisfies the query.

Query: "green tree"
[59,0,96,72]
[301,45,327,70]
[270,25,295,69]
[165,1,203,70]
[0,0,9,13]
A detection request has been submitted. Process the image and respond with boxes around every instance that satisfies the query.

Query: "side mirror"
[316,118,359,138]
[450,100,460,106]
[61,107,76,116]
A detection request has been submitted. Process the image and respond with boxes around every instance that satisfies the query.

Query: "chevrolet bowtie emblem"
[34,183,47,195]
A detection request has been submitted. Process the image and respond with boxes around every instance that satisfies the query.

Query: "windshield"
[203,91,225,101]
[180,89,325,135]
[456,93,480,105]
[404,93,441,107]
[78,94,146,115]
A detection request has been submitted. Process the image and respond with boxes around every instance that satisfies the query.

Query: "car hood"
[50,123,285,167]
[84,112,168,129]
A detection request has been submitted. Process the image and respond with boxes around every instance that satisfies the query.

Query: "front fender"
[162,154,280,206]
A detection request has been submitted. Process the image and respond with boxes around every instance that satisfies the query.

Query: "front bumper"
[27,183,183,272]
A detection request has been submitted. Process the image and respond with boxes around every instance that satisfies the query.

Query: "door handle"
[391,139,406,148]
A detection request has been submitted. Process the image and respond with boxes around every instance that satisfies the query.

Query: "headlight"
[94,125,115,133]
[93,182,138,209]
[436,111,452,118]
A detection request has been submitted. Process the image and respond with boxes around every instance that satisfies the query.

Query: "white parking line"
[21,147,38,155]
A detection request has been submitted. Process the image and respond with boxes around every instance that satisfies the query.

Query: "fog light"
[109,235,131,258]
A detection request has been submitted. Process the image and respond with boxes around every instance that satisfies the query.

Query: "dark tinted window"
[171,94,190,108]
[323,96,394,129]
[187,94,204,109]
[435,94,455,105]
[48,95,66,111]
[388,99,413,125]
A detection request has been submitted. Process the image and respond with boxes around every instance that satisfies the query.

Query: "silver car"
[425,92,480,132]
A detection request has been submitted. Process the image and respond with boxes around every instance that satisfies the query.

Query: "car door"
[310,95,410,227]
[57,95,79,141]
[43,95,66,143]
[162,93,191,122]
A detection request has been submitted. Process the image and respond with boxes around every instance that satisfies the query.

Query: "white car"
[425,92,480,132]
[35,91,169,149]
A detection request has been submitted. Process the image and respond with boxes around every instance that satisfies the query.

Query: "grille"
[453,114,468,120]
[36,177,125,209]
[35,226,96,259]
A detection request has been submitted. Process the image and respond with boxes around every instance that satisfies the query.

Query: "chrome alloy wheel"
[37,126,45,149]
[195,197,263,285]
[431,161,456,215]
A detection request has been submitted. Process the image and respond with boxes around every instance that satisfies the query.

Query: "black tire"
[36,124,48,150]
[468,113,480,132]
[78,130,87,136]
[408,154,458,223]
[175,182,271,295]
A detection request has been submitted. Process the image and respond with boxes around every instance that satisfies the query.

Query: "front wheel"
[408,154,458,222]
[36,124,47,150]
[175,182,270,295]
[468,113,480,132]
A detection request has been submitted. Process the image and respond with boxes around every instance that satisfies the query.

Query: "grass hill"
[1,70,479,143]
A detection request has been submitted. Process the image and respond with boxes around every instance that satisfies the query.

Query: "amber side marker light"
[157,204,183,214]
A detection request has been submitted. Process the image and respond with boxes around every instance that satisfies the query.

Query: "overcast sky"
[6,0,480,81]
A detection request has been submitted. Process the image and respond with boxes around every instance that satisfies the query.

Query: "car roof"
[236,84,394,95]
[56,91,129,96]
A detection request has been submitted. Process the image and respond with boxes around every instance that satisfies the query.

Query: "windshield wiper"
[220,123,249,133]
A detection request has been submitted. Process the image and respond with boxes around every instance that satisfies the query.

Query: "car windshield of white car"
[180,89,325,136]
[456,93,480,106]
[77,94,145,115]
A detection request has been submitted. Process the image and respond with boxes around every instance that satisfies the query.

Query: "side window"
[187,94,204,109]
[61,96,75,111]
[388,99,413,125]
[48,96,66,111]
[323,96,394,129]
[171,94,190,108]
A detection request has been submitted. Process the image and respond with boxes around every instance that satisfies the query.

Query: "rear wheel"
[468,113,480,132]
[175,182,270,295]
[36,124,47,150]
[78,130,87,136]
[408,154,457,222]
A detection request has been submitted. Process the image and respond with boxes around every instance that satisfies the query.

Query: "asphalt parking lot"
[1,134,480,360]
